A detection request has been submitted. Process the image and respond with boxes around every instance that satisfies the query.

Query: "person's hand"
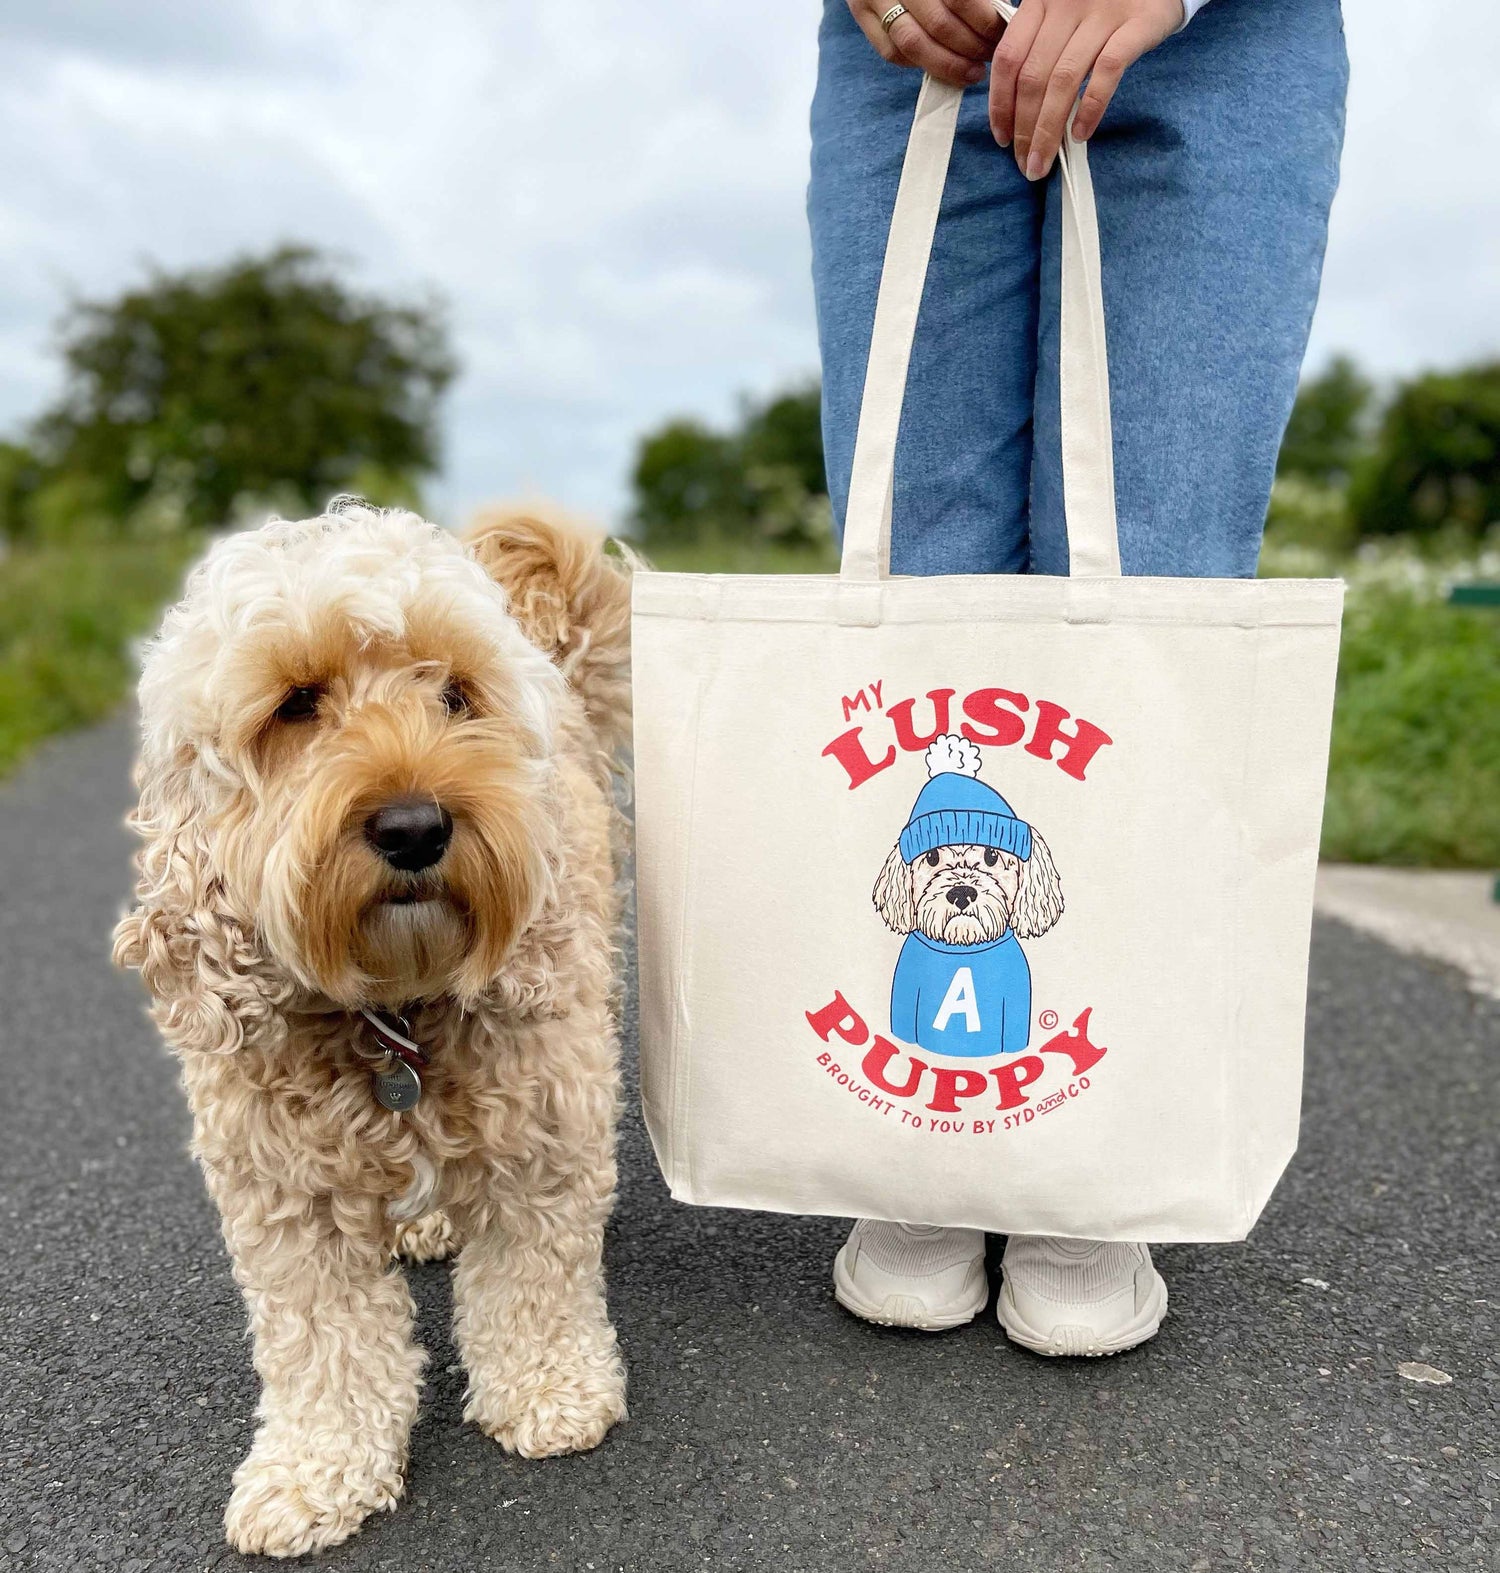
[989,0,1184,178]
[847,0,1004,89]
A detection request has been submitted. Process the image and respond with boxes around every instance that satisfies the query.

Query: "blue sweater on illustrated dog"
[890,931,1032,1059]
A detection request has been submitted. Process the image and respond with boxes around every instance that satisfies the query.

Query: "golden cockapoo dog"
[113,499,632,1557]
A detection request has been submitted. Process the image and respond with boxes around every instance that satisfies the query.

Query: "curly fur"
[113,500,633,1557]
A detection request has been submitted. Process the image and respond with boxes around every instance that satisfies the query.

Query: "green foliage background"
[0,535,201,776]
[3,245,451,545]
[1324,589,1500,867]
[1349,365,1500,540]
[0,244,453,775]
[630,385,830,553]
[1261,524,1500,869]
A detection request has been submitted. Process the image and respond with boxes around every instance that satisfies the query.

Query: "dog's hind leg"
[393,1209,461,1263]
[451,1026,627,1458]
[211,1176,426,1558]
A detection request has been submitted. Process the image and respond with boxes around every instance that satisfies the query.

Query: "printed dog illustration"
[872,735,1063,1057]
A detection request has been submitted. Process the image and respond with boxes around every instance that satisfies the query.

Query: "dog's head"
[113,500,624,1046]
[872,737,1063,946]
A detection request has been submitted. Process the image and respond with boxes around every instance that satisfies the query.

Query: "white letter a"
[933,966,981,1033]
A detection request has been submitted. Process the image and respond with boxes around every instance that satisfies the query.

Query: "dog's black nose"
[365,798,453,872]
[948,884,977,911]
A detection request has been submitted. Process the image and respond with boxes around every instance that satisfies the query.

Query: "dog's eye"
[441,678,473,716]
[925,850,941,867]
[984,848,1001,867]
[275,685,322,723]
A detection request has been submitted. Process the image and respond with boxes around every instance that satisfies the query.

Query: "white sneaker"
[833,1220,988,1331]
[997,1236,1167,1357]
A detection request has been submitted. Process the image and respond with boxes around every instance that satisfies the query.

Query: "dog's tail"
[464,505,633,760]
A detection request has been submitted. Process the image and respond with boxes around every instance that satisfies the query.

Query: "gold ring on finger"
[880,4,908,32]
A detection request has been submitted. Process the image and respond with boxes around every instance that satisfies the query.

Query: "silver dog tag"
[373,1057,422,1112]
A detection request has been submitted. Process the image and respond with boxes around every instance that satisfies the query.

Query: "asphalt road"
[2,715,1496,1573]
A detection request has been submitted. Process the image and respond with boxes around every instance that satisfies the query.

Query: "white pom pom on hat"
[901,734,1032,864]
[924,733,983,780]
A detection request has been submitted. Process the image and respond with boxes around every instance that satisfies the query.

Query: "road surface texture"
[2,716,1495,1572]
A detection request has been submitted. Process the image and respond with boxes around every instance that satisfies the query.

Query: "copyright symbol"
[1038,1010,1059,1031]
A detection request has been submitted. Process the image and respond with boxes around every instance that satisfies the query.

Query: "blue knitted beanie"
[898,735,1032,864]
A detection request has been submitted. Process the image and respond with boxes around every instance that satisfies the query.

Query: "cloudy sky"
[0,0,1492,527]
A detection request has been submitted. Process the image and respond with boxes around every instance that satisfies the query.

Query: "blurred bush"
[0,534,201,774]
[1269,357,1500,558]
[0,441,45,541]
[1263,474,1358,559]
[3,244,453,545]
[0,244,456,778]
[1277,353,1374,484]
[1321,537,1500,867]
[1346,364,1500,541]
[630,384,831,554]
[1259,523,1500,867]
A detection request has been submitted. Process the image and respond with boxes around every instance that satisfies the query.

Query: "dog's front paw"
[465,1326,627,1459]
[393,1209,460,1263]
[224,1432,404,1557]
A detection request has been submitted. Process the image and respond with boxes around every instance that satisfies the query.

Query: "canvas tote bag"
[631,60,1343,1243]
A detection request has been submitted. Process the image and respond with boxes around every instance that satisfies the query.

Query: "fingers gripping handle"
[840,0,1121,581]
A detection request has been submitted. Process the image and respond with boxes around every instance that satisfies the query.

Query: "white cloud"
[0,0,1493,526]
[1307,0,1500,379]
[0,0,821,524]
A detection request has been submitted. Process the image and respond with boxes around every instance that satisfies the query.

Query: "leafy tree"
[1277,354,1374,482]
[739,385,825,498]
[1348,362,1500,540]
[0,442,44,544]
[631,383,828,550]
[630,419,741,548]
[30,245,454,535]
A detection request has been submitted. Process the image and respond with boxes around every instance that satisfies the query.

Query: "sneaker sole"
[996,1269,1168,1358]
[832,1245,988,1333]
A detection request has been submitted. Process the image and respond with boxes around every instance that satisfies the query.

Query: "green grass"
[0,535,201,777]
[1322,588,1500,867]
[640,536,839,575]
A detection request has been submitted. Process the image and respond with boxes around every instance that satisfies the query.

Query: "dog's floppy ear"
[112,749,288,1057]
[1011,830,1064,939]
[465,506,633,755]
[872,844,915,934]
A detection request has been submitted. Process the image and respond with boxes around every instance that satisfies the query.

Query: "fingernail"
[994,130,1010,149]
[965,63,985,84]
[1026,150,1047,181]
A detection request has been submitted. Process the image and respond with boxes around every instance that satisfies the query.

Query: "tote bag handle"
[841,0,1121,581]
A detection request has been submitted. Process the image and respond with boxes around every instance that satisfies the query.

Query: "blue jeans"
[809,0,1347,578]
